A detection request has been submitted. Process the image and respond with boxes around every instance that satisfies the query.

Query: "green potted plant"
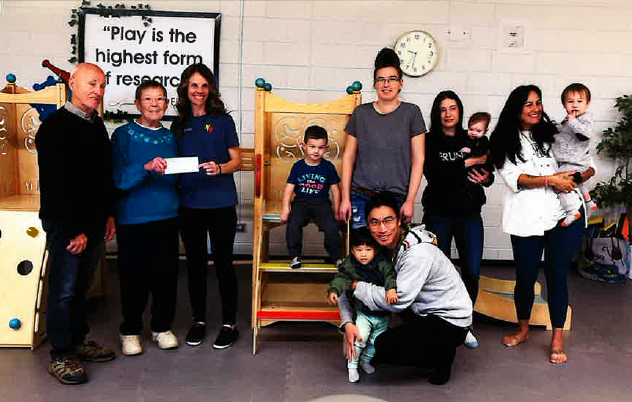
[591,94,632,234]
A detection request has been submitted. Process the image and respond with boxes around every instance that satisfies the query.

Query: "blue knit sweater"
[111,121,179,225]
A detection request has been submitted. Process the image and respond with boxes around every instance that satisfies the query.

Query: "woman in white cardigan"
[489,85,594,364]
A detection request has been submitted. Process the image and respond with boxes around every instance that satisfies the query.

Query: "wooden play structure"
[251,79,362,354]
[0,74,66,348]
[474,275,572,330]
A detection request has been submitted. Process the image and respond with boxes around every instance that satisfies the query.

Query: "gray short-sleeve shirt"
[345,102,426,196]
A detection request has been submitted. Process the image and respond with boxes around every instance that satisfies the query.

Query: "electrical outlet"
[235,223,246,233]
[501,24,525,49]
[445,25,469,42]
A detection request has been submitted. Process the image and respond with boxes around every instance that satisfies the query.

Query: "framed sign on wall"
[78,8,221,119]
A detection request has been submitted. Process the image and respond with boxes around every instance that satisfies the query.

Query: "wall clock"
[394,30,439,77]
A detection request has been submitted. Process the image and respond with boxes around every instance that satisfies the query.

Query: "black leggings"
[180,206,238,325]
[510,211,585,328]
[117,218,179,335]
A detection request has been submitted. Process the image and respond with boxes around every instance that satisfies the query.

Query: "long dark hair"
[173,63,226,135]
[490,85,557,169]
[429,90,467,138]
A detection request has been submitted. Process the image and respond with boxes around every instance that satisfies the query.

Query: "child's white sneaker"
[290,257,302,269]
[120,334,142,356]
[151,331,179,350]
[348,368,360,383]
[464,330,479,349]
[360,360,375,374]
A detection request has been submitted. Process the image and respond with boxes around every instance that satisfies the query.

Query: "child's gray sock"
[561,210,581,227]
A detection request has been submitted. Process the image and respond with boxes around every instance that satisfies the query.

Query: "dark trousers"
[510,211,585,328]
[43,220,104,358]
[425,213,483,304]
[180,206,238,325]
[373,312,468,376]
[116,218,179,335]
[286,199,341,261]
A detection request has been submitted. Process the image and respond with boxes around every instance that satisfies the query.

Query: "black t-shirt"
[287,159,340,200]
[422,131,492,216]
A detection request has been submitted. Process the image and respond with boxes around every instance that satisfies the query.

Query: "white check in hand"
[164,157,199,174]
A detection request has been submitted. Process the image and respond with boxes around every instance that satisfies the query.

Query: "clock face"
[394,31,438,77]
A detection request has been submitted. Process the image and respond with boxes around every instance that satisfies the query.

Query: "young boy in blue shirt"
[281,125,341,268]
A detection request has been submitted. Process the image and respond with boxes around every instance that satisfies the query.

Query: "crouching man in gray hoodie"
[339,193,473,385]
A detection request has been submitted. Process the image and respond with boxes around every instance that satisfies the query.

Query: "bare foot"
[549,328,567,364]
[502,332,528,347]
[549,349,568,364]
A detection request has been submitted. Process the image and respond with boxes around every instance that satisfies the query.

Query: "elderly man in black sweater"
[35,63,116,385]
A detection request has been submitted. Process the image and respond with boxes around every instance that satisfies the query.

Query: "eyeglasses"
[140,97,166,104]
[368,216,397,229]
[375,76,400,85]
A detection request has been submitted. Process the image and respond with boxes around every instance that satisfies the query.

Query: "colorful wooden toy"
[250,79,361,354]
[0,74,66,349]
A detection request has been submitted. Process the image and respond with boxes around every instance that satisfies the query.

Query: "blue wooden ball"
[346,86,354,95]
[255,78,266,88]
[6,74,16,83]
[9,318,21,330]
[352,81,362,91]
[263,83,272,92]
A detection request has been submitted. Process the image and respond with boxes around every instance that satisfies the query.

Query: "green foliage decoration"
[68,1,152,63]
[591,95,632,209]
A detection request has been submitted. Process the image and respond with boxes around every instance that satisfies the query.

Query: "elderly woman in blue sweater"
[111,80,180,356]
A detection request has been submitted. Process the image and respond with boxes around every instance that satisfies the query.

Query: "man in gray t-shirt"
[345,102,426,196]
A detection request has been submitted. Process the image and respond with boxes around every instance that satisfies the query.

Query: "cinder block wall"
[2,0,632,260]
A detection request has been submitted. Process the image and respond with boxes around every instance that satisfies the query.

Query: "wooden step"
[257,302,340,321]
[259,262,337,273]
[262,214,282,222]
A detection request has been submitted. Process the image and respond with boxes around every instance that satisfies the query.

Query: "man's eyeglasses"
[375,76,400,85]
[368,216,397,229]
[140,97,167,104]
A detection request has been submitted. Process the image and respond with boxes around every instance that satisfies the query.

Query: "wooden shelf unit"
[0,77,65,349]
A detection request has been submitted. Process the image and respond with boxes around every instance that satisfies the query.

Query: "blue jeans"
[348,311,390,369]
[350,191,405,229]
[424,213,483,304]
[510,210,585,328]
[43,220,104,358]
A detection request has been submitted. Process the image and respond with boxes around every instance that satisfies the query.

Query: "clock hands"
[406,50,417,70]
